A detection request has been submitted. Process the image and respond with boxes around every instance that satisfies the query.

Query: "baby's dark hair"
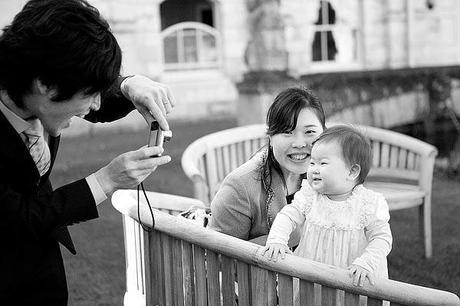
[313,125,372,184]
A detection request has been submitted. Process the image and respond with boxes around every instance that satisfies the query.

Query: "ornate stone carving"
[244,0,288,72]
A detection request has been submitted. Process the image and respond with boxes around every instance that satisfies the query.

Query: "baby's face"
[307,141,356,199]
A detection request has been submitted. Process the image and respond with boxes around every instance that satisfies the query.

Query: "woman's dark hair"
[260,87,326,192]
[0,0,122,107]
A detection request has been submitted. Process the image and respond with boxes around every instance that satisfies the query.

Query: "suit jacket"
[0,85,135,305]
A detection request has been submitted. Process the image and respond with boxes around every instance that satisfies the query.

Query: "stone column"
[244,0,288,71]
[101,0,163,77]
[137,0,163,77]
[236,72,297,126]
[236,0,291,126]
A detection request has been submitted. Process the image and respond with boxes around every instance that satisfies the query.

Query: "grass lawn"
[50,117,460,305]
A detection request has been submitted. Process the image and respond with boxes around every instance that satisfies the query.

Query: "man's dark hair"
[313,125,372,185]
[0,0,122,107]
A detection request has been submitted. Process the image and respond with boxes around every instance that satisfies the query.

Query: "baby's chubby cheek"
[306,175,317,188]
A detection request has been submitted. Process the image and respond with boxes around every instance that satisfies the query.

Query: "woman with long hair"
[210,87,326,245]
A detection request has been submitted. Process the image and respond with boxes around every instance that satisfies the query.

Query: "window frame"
[161,22,221,71]
[307,1,361,73]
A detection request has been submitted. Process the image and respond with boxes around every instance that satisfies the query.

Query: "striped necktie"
[23,122,75,253]
[23,119,51,176]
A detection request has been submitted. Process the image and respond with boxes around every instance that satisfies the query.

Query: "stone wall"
[2,0,460,131]
[91,0,163,77]
[236,67,460,128]
[328,91,428,127]
[217,0,249,81]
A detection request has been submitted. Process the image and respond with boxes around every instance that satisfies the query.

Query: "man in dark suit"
[0,0,175,304]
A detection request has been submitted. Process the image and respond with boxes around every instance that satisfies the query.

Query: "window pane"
[183,29,198,63]
[183,28,196,37]
[315,0,336,25]
[311,1,338,62]
[201,33,217,62]
[312,30,337,61]
[164,34,178,63]
[325,30,337,60]
[200,8,214,27]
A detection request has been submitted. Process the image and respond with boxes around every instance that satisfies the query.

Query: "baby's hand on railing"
[260,243,292,262]
[348,264,375,287]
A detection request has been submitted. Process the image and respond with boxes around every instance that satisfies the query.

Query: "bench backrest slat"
[380,142,391,168]
[278,273,294,305]
[172,237,185,305]
[322,286,339,305]
[299,280,316,304]
[204,150,219,201]
[369,297,385,305]
[161,233,173,305]
[206,250,220,305]
[221,255,237,305]
[193,244,207,306]
[236,261,251,305]
[181,240,195,305]
[345,292,360,305]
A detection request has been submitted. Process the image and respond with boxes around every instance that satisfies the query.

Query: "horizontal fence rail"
[113,190,460,306]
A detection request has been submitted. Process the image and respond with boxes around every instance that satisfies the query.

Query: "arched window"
[162,22,220,70]
[312,0,338,62]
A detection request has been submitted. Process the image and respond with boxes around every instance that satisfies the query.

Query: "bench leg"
[419,197,432,258]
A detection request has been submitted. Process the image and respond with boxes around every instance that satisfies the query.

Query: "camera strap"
[137,182,155,232]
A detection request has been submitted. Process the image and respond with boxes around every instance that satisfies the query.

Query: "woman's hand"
[260,243,292,261]
[348,264,375,286]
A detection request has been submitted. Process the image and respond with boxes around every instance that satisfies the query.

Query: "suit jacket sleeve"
[0,178,99,241]
[84,76,136,123]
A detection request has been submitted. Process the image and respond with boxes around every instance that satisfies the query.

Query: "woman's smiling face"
[270,107,324,178]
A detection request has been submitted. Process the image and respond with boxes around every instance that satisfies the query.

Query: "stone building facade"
[1,0,460,123]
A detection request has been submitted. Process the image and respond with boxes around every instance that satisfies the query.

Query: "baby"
[262,125,392,287]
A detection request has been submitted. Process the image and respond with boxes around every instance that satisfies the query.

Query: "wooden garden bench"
[112,190,459,306]
[181,124,438,258]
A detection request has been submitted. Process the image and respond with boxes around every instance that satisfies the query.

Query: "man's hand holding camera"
[96,76,175,196]
[120,75,176,130]
[95,146,170,196]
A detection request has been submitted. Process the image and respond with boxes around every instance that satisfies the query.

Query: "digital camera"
[148,121,172,157]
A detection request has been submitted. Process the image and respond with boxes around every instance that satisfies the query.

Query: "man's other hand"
[95,146,171,196]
